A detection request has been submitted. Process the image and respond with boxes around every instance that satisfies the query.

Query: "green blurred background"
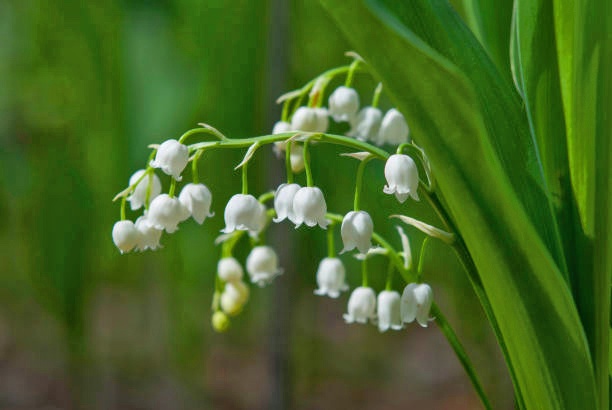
[0,1,513,408]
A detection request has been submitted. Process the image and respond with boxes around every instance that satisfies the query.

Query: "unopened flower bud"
[289,144,305,173]
[340,211,373,254]
[377,290,404,332]
[178,183,214,224]
[150,139,189,181]
[383,154,419,203]
[112,220,140,254]
[217,257,244,282]
[246,246,282,287]
[272,121,292,134]
[292,187,329,229]
[212,311,230,332]
[328,86,359,122]
[314,257,348,298]
[127,169,161,211]
[343,286,377,324]
[378,109,409,145]
[348,106,382,142]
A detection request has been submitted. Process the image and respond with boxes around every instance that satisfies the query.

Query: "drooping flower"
[222,194,264,233]
[340,211,373,254]
[178,183,214,224]
[376,290,404,332]
[220,281,250,316]
[217,257,244,283]
[347,106,382,142]
[313,257,348,298]
[272,120,292,134]
[401,283,433,327]
[343,286,377,324]
[146,194,190,233]
[246,245,282,287]
[273,183,301,223]
[378,109,409,145]
[292,186,329,229]
[291,107,329,133]
[150,139,189,180]
[127,169,161,211]
[328,86,360,122]
[134,216,162,251]
[249,203,269,239]
[112,220,140,254]
[289,144,305,173]
[383,154,420,202]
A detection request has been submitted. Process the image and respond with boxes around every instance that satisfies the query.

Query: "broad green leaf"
[553,1,612,408]
[320,1,597,408]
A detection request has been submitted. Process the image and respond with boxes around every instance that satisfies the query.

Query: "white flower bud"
[146,194,190,233]
[347,106,382,142]
[328,86,360,122]
[211,311,230,332]
[343,286,376,324]
[127,169,161,211]
[135,216,162,251]
[291,107,329,133]
[272,121,292,134]
[222,194,263,233]
[273,183,301,223]
[246,246,282,287]
[379,109,409,145]
[178,183,214,224]
[314,257,348,298]
[289,144,305,173]
[383,154,420,202]
[150,139,189,180]
[217,257,244,282]
[292,186,329,229]
[221,281,250,316]
[401,283,433,327]
[377,290,404,332]
[112,220,140,254]
[340,211,373,254]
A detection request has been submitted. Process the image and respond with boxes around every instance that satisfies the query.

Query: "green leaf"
[320,1,597,408]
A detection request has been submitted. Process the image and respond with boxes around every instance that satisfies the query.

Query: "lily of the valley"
[383,154,420,203]
[217,257,244,283]
[314,257,348,298]
[246,246,282,287]
[150,139,189,181]
[328,86,359,122]
[348,106,382,142]
[273,183,301,223]
[377,290,404,332]
[178,183,214,224]
[340,210,373,254]
[222,194,264,233]
[291,107,329,133]
[401,283,433,327]
[127,169,161,210]
[146,194,190,233]
[343,286,377,324]
[135,216,162,251]
[220,281,250,316]
[378,109,409,145]
[112,220,140,254]
[292,186,329,229]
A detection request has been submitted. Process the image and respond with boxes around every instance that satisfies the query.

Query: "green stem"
[178,127,226,144]
[384,260,394,291]
[353,157,372,211]
[371,82,383,108]
[417,236,432,281]
[303,139,314,187]
[241,161,248,194]
[192,153,200,184]
[168,179,177,198]
[345,59,360,87]
[281,99,291,122]
[285,141,294,184]
[361,257,369,287]
[120,197,126,220]
[327,223,336,257]
[432,304,493,410]
[144,171,153,210]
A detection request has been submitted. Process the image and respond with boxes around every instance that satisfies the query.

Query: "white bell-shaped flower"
[401,283,433,327]
[376,290,404,332]
[378,109,409,145]
[248,203,269,239]
[328,86,360,122]
[127,169,161,210]
[217,257,244,283]
[343,286,377,324]
[272,120,292,134]
[340,211,373,254]
[246,245,282,287]
[112,220,140,254]
[292,186,329,229]
[273,183,301,223]
[313,257,348,298]
[290,144,305,173]
[150,139,189,180]
[134,216,162,251]
[222,194,263,233]
[291,107,329,133]
[178,183,214,224]
[146,194,190,233]
[383,154,420,202]
[220,281,250,316]
[347,106,382,142]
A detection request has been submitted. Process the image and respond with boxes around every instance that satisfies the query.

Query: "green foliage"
[321,0,609,408]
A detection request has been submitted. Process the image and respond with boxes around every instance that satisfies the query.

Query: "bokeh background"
[0,1,514,409]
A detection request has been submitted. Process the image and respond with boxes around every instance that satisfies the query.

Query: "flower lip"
[377,290,404,332]
[383,154,420,203]
[292,186,329,229]
[378,108,410,146]
[328,86,360,122]
[222,194,263,233]
[150,139,189,181]
[127,169,161,211]
[340,210,374,254]
[146,194,190,233]
[246,245,282,287]
[313,257,348,298]
[273,183,301,223]
[178,183,214,224]
[343,286,377,324]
